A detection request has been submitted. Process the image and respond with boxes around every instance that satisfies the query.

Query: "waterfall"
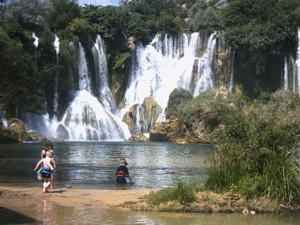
[32,32,39,48]
[93,35,116,112]
[55,90,130,141]
[192,33,216,96]
[296,29,300,94]
[283,57,289,91]
[51,40,130,141]
[121,32,217,132]
[54,34,60,55]
[78,43,91,92]
[53,34,60,116]
[0,112,8,128]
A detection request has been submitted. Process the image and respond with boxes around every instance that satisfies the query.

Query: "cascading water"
[92,35,116,112]
[78,43,91,92]
[52,41,130,141]
[53,34,60,116]
[55,90,130,141]
[283,29,300,94]
[296,29,300,94]
[0,112,8,128]
[283,57,288,91]
[32,32,39,48]
[192,33,216,96]
[122,32,217,132]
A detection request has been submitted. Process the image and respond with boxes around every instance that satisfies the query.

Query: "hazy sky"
[79,0,119,6]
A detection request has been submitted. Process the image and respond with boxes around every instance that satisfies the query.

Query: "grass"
[147,182,197,206]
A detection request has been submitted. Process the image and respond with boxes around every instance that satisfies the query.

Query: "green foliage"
[47,0,80,31]
[206,90,300,203]
[220,0,300,52]
[188,0,222,32]
[147,182,196,206]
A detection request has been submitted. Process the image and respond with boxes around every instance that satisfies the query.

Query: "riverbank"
[1,185,299,214]
[0,186,152,208]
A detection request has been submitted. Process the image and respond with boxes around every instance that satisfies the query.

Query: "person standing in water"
[34,151,55,193]
[39,144,56,188]
[115,158,130,184]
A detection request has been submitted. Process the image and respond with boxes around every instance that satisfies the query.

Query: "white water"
[285,29,300,94]
[283,57,288,91]
[54,34,60,55]
[55,90,130,141]
[53,34,60,116]
[296,29,300,95]
[49,40,130,141]
[93,35,116,112]
[193,33,216,96]
[121,32,217,130]
[32,32,39,48]
[1,116,8,128]
[78,43,91,92]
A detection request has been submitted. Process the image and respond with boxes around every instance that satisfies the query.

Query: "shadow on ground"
[0,207,38,225]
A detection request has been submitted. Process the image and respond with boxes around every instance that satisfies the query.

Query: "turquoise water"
[0,142,299,225]
[0,142,212,188]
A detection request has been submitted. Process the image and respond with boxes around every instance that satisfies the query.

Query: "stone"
[7,118,27,142]
[123,97,162,134]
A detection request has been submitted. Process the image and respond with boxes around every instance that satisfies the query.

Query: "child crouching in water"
[34,151,54,193]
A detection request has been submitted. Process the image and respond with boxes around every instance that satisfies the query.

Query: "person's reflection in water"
[42,199,55,225]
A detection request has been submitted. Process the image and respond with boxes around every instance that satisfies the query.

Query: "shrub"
[147,182,196,206]
[206,90,300,203]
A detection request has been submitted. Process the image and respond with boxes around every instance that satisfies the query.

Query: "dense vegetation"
[1,0,300,116]
[176,89,300,203]
[206,91,300,203]
[0,0,190,117]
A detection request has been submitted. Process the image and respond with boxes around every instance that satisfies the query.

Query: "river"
[0,142,299,225]
[0,142,211,188]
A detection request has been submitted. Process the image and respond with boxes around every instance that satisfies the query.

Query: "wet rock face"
[166,88,193,119]
[0,118,46,143]
[123,97,162,135]
[7,119,27,142]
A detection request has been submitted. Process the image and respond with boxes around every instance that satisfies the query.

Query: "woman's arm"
[51,158,56,169]
[34,159,42,171]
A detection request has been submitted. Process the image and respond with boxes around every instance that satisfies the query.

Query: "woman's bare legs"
[43,179,51,193]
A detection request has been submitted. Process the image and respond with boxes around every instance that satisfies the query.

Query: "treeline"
[1,0,300,117]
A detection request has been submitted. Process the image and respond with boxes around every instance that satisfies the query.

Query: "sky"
[78,0,119,6]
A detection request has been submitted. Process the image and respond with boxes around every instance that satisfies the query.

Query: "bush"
[206,90,300,203]
[147,182,196,206]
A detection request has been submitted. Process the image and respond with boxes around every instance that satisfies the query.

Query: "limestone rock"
[8,119,27,142]
[123,97,162,134]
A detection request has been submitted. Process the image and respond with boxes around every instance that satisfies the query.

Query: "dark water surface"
[0,142,212,188]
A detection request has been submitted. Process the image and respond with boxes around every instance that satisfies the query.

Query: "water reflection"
[1,194,300,225]
[0,142,212,188]
[4,202,300,225]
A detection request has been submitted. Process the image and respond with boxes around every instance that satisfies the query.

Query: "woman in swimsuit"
[34,151,54,193]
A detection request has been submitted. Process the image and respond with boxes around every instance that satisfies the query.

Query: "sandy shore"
[1,185,299,214]
[0,185,153,208]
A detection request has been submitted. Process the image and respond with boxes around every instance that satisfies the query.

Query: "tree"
[221,0,300,52]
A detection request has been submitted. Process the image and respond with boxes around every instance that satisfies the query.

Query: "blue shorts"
[40,168,53,179]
